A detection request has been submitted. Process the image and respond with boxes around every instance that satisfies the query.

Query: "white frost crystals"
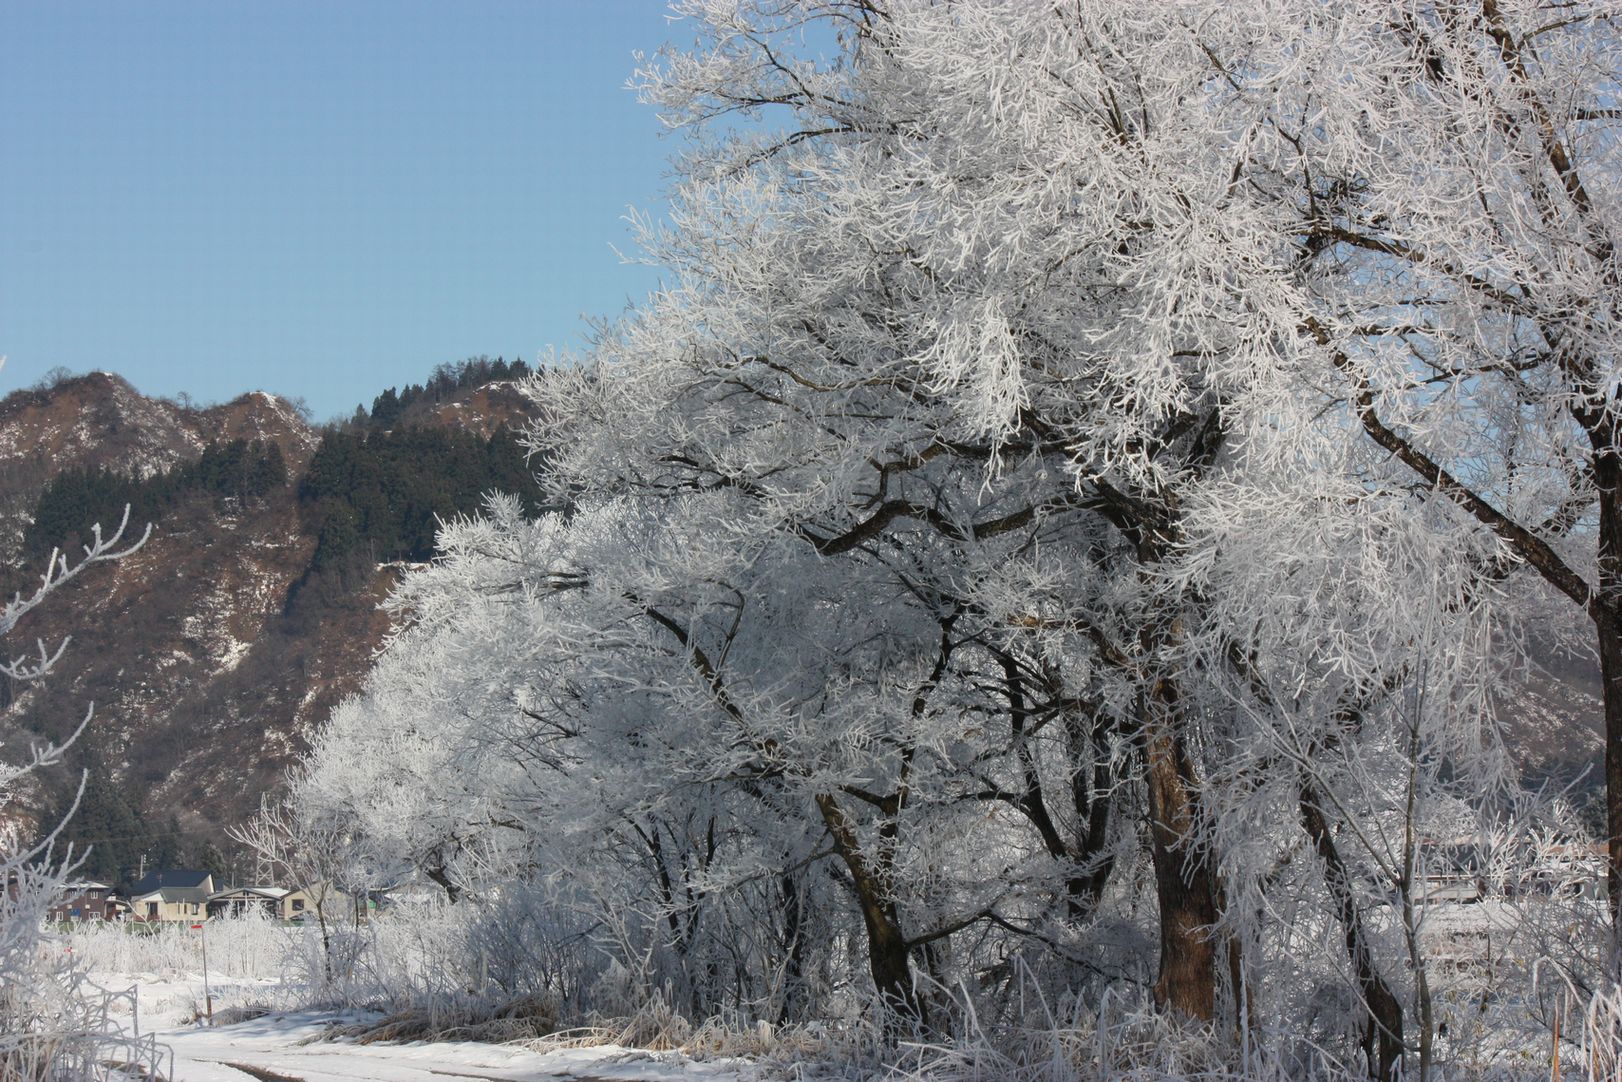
[286,3,1622,1080]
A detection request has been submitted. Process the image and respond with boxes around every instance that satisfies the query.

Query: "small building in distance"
[47,880,127,922]
[126,869,214,922]
[206,884,313,921]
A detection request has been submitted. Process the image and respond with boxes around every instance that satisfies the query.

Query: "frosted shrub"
[464,886,606,1009]
[290,888,601,1022]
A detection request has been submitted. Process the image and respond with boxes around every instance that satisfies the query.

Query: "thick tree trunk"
[1141,718,1221,1020]
[1124,536,1225,1023]
[861,902,921,1025]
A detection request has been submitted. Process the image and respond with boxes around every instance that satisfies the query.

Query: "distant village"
[43,869,362,924]
[42,841,1610,928]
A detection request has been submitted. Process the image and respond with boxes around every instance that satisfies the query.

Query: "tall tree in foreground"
[292,1,1617,1074]
[623,0,1620,1039]
[614,0,1531,1026]
[1268,0,1622,944]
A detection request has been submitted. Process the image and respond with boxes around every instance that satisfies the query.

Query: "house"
[126,869,214,922]
[47,880,127,922]
[279,887,313,921]
[207,885,283,919]
[206,884,314,921]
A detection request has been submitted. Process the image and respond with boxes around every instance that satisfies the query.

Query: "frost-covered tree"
[1255,0,1622,944]
[294,1,1618,1075]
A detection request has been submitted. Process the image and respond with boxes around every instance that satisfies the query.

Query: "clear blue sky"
[0,1,683,421]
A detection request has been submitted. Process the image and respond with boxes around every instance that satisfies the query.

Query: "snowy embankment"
[157,1008,749,1082]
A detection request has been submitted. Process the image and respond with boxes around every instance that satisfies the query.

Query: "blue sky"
[0,1,684,420]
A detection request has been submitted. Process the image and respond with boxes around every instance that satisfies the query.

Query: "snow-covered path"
[155,1013,745,1082]
[92,975,750,1082]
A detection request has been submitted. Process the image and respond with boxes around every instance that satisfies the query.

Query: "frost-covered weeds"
[60,897,1622,1080]
[67,895,600,1030]
[65,909,298,980]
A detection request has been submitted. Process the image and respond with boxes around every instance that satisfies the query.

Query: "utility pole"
[194,919,213,1025]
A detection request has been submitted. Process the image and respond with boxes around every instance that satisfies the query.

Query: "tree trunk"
[1600,616,1622,943]
[1065,709,1117,916]
[862,902,922,1027]
[778,870,807,1024]
[1301,778,1404,1081]
[1592,447,1622,943]
[1142,725,1221,1020]
[1139,674,1222,1021]
[813,792,925,1030]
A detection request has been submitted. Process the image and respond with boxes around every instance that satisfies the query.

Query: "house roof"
[209,886,290,901]
[127,869,211,895]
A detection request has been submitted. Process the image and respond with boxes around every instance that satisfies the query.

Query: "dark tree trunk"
[1130,530,1225,1021]
[1141,710,1222,1021]
[778,870,807,1024]
[1067,710,1118,913]
[862,904,921,1025]
[814,792,925,1030]
[1301,779,1405,1081]
[1591,447,1622,942]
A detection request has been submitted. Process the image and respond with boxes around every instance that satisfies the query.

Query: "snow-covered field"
[60,920,752,1082]
[59,896,1613,1081]
[94,973,750,1082]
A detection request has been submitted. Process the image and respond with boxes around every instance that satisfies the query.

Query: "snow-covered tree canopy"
[289,3,1621,1078]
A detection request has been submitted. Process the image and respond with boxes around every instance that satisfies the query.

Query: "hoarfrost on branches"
[289,3,1622,1078]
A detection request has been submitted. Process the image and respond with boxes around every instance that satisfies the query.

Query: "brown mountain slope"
[405,380,536,437]
[0,372,319,563]
[0,371,535,880]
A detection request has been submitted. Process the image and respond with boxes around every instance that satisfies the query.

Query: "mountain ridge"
[0,365,541,882]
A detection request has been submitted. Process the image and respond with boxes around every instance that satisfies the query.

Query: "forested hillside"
[294,425,544,606]
[0,363,543,883]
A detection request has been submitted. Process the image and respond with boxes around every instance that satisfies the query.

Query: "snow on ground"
[96,973,753,1082]
[159,1016,747,1082]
